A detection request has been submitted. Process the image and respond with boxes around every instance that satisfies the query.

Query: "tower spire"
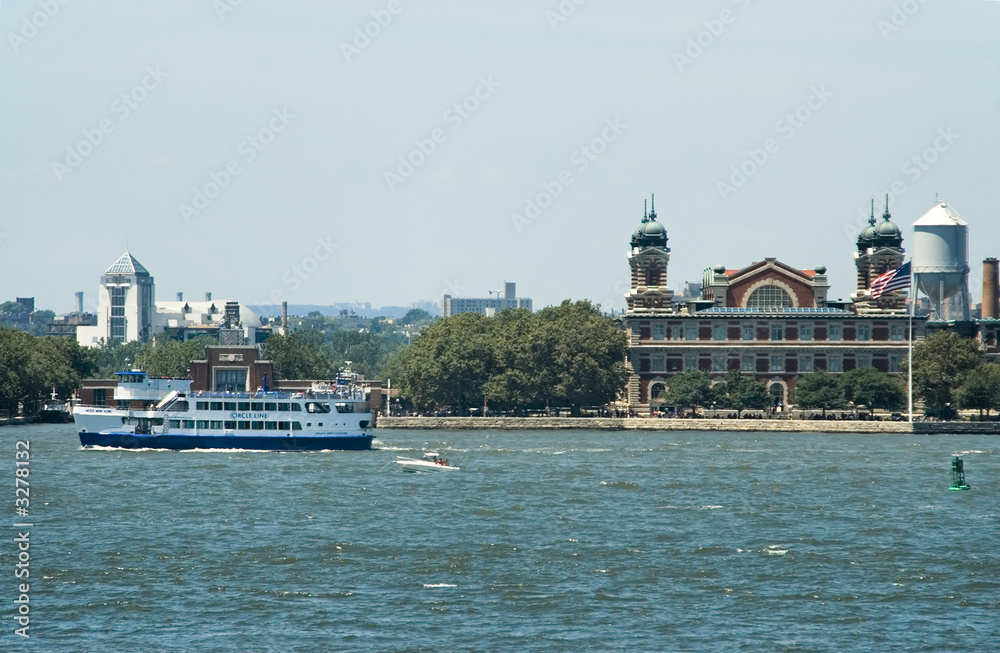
[649,193,656,221]
[870,200,876,225]
[643,199,648,223]
[883,193,891,221]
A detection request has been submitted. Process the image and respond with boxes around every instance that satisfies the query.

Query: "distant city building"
[442,282,532,318]
[76,251,265,347]
[622,196,922,411]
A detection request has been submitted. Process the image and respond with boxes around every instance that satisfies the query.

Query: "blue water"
[4,424,999,651]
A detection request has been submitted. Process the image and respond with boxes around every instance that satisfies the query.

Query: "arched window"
[645,266,660,287]
[650,383,666,401]
[746,285,794,310]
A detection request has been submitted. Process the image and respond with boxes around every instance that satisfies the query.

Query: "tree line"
[383,301,628,414]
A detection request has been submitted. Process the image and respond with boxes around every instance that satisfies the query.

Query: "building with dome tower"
[851,196,908,315]
[621,196,924,413]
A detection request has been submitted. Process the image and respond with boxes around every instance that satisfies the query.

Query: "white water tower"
[912,201,970,321]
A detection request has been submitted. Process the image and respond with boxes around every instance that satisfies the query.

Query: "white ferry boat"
[73,371,375,451]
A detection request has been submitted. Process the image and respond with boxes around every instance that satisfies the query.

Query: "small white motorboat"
[396,452,460,473]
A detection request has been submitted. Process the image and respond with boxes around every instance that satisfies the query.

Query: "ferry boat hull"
[79,432,374,451]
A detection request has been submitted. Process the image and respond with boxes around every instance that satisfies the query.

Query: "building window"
[889,356,901,373]
[712,354,727,372]
[684,325,697,341]
[746,285,794,310]
[799,354,814,373]
[828,356,843,373]
[683,354,697,371]
[93,389,107,405]
[652,324,665,341]
[800,324,813,341]
[828,324,843,341]
[857,354,873,368]
[216,369,248,392]
[857,324,871,341]
[741,354,755,373]
[713,324,726,341]
[741,323,755,341]
[651,356,665,372]
[771,324,784,341]
[890,324,904,341]
[770,354,785,373]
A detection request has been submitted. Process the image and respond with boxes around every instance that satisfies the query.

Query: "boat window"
[264,402,277,411]
[196,420,209,429]
[251,421,264,430]
[210,421,223,429]
[265,421,277,430]
[151,419,163,426]
[224,402,236,411]
[237,421,250,430]
[167,401,189,412]
[291,403,302,412]
[196,401,209,410]
[238,402,250,411]
[182,420,195,429]
[211,402,223,411]
[278,403,290,411]
[305,402,331,414]
[278,421,290,430]
[224,421,237,430]
[168,420,181,428]
[291,422,302,431]
[335,403,355,414]
[251,402,264,411]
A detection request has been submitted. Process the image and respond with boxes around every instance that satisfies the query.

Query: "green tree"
[793,369,845,417]
[400,308,432,326]
[326,330,394,379]
[841,366,906,416]
[665,369,713,415]
[0,329,88,415]
[716,369,770,417]
[955,362,1000,417]
[135,336,215,378]
[90,338,146,377]
[910,330,981,415]
[263,331,335,379]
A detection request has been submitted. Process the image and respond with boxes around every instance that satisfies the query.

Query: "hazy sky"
[2,1,999,314]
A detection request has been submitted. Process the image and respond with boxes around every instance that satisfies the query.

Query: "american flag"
[871,261,911,298]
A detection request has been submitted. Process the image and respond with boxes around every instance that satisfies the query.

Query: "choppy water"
[3,424,999,651]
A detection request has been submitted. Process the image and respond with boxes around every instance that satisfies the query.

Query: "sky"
[2,0,999,315]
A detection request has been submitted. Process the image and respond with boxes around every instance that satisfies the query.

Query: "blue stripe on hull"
[79,432,374,451]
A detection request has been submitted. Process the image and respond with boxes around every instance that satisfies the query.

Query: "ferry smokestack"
[281,301,288,328]
[74,291,84,314]
[983,258,999,319]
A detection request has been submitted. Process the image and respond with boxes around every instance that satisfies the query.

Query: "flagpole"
[908,259,914,423]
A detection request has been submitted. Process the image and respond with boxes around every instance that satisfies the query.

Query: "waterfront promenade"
[378,416,1000,434]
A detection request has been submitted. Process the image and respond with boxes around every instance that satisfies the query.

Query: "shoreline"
[377,416,1000,434]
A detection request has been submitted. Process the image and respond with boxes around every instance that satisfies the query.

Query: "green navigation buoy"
[949,456,971,491]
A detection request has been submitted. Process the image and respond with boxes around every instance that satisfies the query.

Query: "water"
[4,424,999,651]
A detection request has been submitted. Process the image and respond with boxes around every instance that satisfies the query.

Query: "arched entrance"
[769,382,785,408]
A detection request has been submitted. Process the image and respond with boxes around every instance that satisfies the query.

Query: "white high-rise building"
[77,252,156,346]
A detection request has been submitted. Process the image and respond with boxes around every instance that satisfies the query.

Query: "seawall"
[378,417,1000,435]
